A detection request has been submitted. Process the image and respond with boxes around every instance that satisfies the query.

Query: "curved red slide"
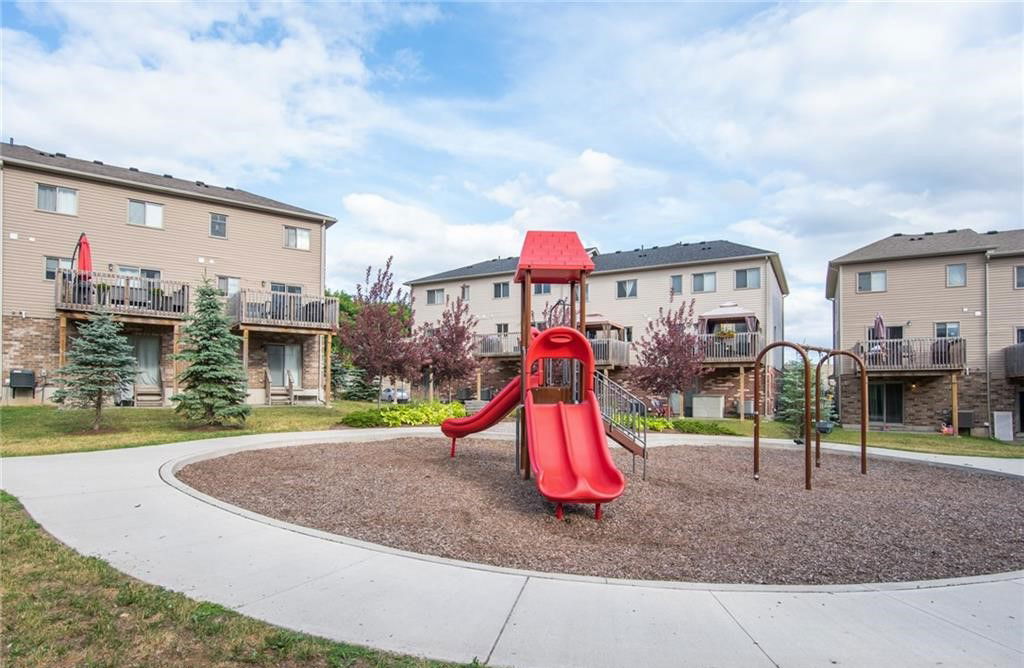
[524,327,625,520]
[442,375,521,456]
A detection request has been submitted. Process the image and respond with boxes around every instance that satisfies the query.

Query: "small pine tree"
[332,359,377,401]
[52,312,136,431]
[172,279,251,425]
[776,360,813,438]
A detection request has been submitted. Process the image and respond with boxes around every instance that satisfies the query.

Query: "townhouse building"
[826,228,1024,437]
[408,240,788,416]
[1,144,338,406]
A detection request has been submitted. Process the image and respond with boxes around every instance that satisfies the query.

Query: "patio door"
[122,335,160,403]
[868,382,903,424]
[267,344,301,387]
[270,283,302,321]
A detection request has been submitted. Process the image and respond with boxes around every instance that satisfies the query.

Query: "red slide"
[442,375,521,457]
[524,327,626,520]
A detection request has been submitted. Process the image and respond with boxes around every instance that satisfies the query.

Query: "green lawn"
[676,417,1024,458]
[0,491,464,667]
[0,402,374,457]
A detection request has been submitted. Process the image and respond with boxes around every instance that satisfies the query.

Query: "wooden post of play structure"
[569,280,577,330]
[520,270,533,479]
[738,366,745,420]
[578,273,587,335]
[951,372,959,436]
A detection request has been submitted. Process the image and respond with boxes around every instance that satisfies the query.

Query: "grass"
[0,401,374,457]
[0,491,467,667]
[677,417,1024,458]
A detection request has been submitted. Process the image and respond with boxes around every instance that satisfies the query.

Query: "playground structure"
[753,341,868,490]
[442,231,645,519]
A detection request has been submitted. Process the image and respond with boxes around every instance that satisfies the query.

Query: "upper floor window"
[935,322,960,338]
[1015,266,1024,289]
[856,270,886,293]
[616,279,638,299]
[210,213,227,238]
[128,199,164,228]
[692,272,716,293]
[735,267,761,289]
[670,274,682,296]
[284,226,310,250]
[44,256,71,280]
[534,283,551,295]
[946,263,966,288]
[496,323,509,334]
[460,285,470,301]
[426,288,444,305]
[493,281,510,299]
[217,275,240,296]
[37,184,77,215]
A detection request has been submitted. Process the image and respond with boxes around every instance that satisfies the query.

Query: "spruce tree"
[52,311,136,431]
[172,279,251,425]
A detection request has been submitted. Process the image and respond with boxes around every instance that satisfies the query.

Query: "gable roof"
[408,238,788,293]
[825,228,1024,297]
[515,230,594,284]
[0,143,335,225]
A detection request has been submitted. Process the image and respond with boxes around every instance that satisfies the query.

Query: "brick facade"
[245,331,321,391]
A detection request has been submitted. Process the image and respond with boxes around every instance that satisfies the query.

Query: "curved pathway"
[2,427,1022,667]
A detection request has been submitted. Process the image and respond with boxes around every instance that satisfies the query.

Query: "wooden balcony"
[590,338,630,367]
[698,331,761,363]
[853,337,966,373]
[226,289,338,331]
[473,331,631,367]
[1005,342,1024,379]
[55,269,190,320]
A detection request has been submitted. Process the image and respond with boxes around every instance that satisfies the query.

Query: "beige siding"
[2,165,325,319]
[836,253,990,372]
[988,255,1024,379]
[411,257,785,363]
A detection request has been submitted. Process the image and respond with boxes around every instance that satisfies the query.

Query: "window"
[670,274,682,295]
[37,184,77,215]
[857,270,886,293]
[946,263,966,287]
[935,322,960,338]
[1015,266,1024,289]
[217,276,240,296]
[426,288,444,305]
[534,283,551,295]
[118,266,160,289]
[270,282,302,294]
[1016,327,1024,344]
[692,272,716,293]
[284,226,310,250]
[624,326,633,343]
[868,382,904,423]
[735,267,761,289]
[616,279,638,299]
[127,200,164,228]
[867,325,903,341]
[44,256,72,280]
[493,281,510,299]
[496,323,509,334]
[460,285,470,301]
[210,213,227,238]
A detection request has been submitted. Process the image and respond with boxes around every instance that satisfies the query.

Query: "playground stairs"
[594,373,648,477]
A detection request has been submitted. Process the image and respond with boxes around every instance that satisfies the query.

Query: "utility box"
[692,394,725,419]
[992,411,1014,442]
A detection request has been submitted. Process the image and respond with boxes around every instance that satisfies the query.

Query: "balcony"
[55,269,190,320]
[227,289,339,330]
[1005,343,1024,379]
[473,331,631,367]
[697,331,762,363]
[853,337,966,373]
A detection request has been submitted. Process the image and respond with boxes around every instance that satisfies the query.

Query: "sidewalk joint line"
[234,553,379,611]
[710,591,780,668]
[485,576,530,665]
[879,590,1023,654]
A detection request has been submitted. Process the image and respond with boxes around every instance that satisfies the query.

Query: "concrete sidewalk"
[2,427,1022,667]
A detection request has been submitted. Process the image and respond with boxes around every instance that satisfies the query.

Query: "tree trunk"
[93,390,103,431]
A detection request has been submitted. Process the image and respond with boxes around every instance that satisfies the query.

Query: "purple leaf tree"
[417,296,479,402]
[629,298,707,407]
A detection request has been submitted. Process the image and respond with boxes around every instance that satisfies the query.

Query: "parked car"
[380,387,410,403]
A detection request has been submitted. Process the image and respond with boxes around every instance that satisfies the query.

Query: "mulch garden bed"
[177,438,1024,585]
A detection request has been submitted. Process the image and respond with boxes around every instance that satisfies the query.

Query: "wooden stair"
[134,384,164,408]
[267,387,293,406]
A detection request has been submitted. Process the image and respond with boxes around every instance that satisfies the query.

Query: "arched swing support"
[753,341,813,490]
[813,349,868,475]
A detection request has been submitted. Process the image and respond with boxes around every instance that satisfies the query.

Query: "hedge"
[340,402,466,428]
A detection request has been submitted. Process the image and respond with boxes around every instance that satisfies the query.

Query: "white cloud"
[546,149,623,199]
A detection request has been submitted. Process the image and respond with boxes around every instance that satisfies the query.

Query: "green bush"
[670,419,740,436]
[339,402,466,428]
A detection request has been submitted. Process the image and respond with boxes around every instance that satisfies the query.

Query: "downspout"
[984,252,991,430]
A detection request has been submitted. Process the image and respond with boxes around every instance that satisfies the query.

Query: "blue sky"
[3,2,1021,345]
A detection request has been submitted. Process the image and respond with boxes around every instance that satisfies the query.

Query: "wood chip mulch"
[177,438,1024,585]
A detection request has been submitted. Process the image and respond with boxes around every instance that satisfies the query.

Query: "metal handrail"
[593,372,648,479]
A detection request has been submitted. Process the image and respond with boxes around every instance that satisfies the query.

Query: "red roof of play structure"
[514,231,595,284]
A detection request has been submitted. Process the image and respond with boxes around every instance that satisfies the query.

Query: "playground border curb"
[160,430,1024,595]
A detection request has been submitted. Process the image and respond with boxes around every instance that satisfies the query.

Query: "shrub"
[340,402,466,428]
[670,419,740,436]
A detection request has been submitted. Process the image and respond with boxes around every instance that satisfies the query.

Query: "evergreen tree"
[52,312,136,431]
[331,358,377,401]
[172,279,251,425]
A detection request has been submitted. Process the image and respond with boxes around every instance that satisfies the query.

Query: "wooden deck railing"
[55,269,190,319]
[474,332,523,357]
[1005,342,1024,378]
[227,289,338,330]
[853,337,966,371]
[590,338,630,367]
[697,332,762,362]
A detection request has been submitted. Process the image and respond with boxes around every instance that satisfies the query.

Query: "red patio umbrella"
[72,233,93,274]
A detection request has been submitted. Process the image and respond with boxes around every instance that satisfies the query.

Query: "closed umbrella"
[68,233,93,305]
[71,233,93,274]
[872,313,886,340]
